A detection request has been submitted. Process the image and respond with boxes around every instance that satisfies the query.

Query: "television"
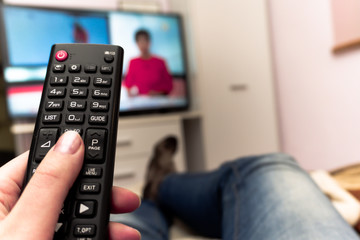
[0,4,189,118]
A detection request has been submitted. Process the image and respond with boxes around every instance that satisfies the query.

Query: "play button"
[80,204,90,214]
[76,201,96,217]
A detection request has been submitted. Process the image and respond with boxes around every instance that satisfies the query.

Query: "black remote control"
[24,44,124,240]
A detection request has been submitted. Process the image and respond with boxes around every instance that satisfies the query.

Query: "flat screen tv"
[0,4,189,118]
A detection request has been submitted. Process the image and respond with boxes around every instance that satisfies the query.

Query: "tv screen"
[0,4,189,118]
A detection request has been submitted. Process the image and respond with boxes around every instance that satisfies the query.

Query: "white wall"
[270,0,360,170]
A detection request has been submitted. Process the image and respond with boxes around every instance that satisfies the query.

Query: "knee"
[219,153,302,190]
[229,153,296,169]
[220,153,299,181]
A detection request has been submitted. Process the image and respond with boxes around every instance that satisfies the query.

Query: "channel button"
[85,129,106,162]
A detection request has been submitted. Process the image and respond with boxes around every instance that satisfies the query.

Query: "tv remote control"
[24,44,124,240]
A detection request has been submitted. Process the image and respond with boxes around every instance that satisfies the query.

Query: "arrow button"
[76,201,96,217]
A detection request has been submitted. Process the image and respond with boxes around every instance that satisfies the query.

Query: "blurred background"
[1,0,360,176]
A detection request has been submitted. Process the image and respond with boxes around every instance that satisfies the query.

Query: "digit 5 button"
[55,50,68,62]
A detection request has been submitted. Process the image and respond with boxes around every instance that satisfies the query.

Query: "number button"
[94,77,111,87]
[92,89,110,99]
[90,101,109,112]
[50,76,68,86]
[70,88,88,98]
[48,88,66,98]
[45,100,63,111]
[71,76,89,86]
[65,114,84,124]
[68,100,86,111]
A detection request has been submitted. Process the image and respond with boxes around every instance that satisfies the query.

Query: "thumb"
[4,131,84,239]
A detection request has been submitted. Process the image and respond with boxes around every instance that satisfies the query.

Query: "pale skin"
[0,131,141,240]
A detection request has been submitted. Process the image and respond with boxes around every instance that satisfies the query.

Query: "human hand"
[0,131,141,240]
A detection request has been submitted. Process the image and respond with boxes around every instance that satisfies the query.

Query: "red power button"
[55,50,68,62]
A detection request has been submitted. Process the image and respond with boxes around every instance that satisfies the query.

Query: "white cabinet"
[113,115,186,187]
[184,0,280,169]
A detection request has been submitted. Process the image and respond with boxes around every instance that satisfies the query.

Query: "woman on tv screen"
[124,29,173,97]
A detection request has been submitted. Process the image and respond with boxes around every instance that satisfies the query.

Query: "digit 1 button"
[85,129,106,162]
[35,128,58,162]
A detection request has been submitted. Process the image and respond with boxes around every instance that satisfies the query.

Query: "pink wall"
[269,0,360,170]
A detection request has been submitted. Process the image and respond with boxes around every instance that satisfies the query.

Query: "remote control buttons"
[50,76,68,86]
[83,167,102,178]
[48,87,66,98]
[53,64,65,73]
[68,100,86,111]
[94,77,112,87]
[90,101,109,112]
[69,64,81,73]
[42,113,61,124]
[76,201,96,217]
[35,128,58,162]
[100,65,113,74]
[92,89,110,99]
[104,54,114,63]
[85,129,106,162]
[55,50,68,62]
[65,114,84,124]
[71,76,89,86]
[80,183,101,194]
[85,64,97,73]
[89,115,108,125]
[74,225,96,237]
[45,100,64,111]
[70,88,88,98]
[62,127,83,136]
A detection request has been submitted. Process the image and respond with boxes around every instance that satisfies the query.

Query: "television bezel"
[0,3,190,119]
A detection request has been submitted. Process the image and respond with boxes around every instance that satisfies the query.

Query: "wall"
[269,0,360,170]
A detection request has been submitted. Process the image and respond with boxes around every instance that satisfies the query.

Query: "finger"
[0,151,29,189]
[109,222,141,240]
[0,151,29,219]
[4,131,84,239]
[111,186,141,214]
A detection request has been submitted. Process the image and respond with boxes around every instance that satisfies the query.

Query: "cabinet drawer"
[113,156,148,188]
[116,123,182,157]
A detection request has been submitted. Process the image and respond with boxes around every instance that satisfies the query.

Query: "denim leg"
[110,200,169,240]
[158,153,359,240]
[220,153,359,240]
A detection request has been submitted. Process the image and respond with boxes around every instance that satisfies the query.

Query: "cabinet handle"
[117,138,132,147]
[230,84,247,92]
[114,170,136,179]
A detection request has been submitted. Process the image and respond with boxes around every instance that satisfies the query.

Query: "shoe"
[143,136,178,201]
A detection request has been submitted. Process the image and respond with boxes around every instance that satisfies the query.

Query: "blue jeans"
[111,154,359,239]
